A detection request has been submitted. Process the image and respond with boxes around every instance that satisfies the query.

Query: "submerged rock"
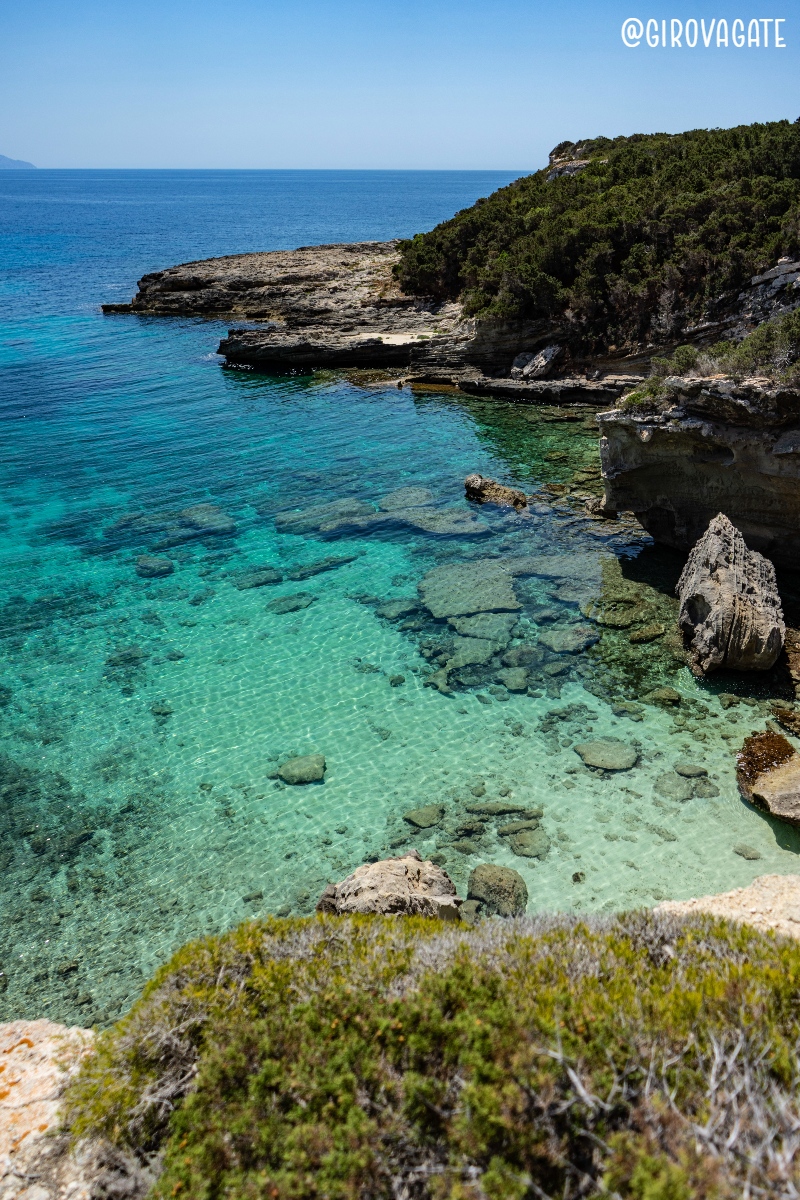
[328,506,489,538]
[449,613,518,642]
[464,474,527,510]
[135,555,174,578]
[234,567,283,589]
[316,849,461,919]
[266,593,316,614]
[286,554,357,580]
[446,636,497,670]
[574,741,638,770]
[375,598,420,620]
[278,754,326,784]
[538,625,599,655]
[677,513,785,675]
[643,687,682,706]
[403,804,445,829]
[419,560,521,619]
[674,761,708,778]
[274,498,375,534]
[737,731,800,825]
[495,667,528,692]
[466,800,542,817]
[502,643,541,668]
[653,772,695,802]
[770,702,800,736]
[379,487,434,510]
[467,863,528,917]
[509,827,551,859]
[179,503,237,538]
[629,623,666,644]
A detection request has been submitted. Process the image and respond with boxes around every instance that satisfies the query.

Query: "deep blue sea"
[1,170,795,1027]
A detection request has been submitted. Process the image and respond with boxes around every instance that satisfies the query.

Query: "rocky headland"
[102,241,799,403]
[102,240,644,403]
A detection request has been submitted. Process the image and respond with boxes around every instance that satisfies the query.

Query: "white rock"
[316,850,462,920]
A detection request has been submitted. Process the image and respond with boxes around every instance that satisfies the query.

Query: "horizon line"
[1,165,535,173]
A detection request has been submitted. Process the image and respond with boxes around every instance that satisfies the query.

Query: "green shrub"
[394,120,800,354]
[620,377,672,412]
[670,345,700,375]
[64,911,800,1199]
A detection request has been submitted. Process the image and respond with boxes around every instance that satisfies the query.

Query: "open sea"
[1,169,798,1028]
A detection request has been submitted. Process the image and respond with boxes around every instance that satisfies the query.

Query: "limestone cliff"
[598,376,800,567]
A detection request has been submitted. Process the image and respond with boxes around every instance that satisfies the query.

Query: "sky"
[1,0,798,169]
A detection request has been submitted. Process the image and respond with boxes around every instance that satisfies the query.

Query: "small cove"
[2,171,799,1027]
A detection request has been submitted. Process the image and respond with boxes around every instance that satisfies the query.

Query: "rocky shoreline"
[102,239,648,396]
[103,243,800,566]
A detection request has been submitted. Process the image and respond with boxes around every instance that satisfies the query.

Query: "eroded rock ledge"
[101,240,644,393]
[599,376,800,566]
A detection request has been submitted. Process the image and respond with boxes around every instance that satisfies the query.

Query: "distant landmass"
[0,154,36,169]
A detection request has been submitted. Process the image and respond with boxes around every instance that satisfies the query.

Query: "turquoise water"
[2,171,799,1027]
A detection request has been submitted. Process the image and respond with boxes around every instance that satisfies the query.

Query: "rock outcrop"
[599,377,800,567]
[101,240,647,392]
[0,1020,153,1200]
[657,874,800,939]
[676,514,785,674]
[316,850,462,919]
[464,474,527,510]
[737,731,800,826]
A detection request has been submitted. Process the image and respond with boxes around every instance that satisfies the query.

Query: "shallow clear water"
[2,170,799,1027]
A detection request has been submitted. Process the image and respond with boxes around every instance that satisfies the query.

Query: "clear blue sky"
[1,0,798,169]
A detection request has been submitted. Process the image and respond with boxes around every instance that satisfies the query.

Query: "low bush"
[65,911,800,1199]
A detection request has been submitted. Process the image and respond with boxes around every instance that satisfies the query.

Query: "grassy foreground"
[65,912,800,1199]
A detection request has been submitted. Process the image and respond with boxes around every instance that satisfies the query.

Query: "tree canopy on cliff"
[394,120,800,352]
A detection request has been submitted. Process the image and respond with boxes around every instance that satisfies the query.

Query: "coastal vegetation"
[395,120,800,353]
[66,911,800,1199]
[620,308,800,410]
